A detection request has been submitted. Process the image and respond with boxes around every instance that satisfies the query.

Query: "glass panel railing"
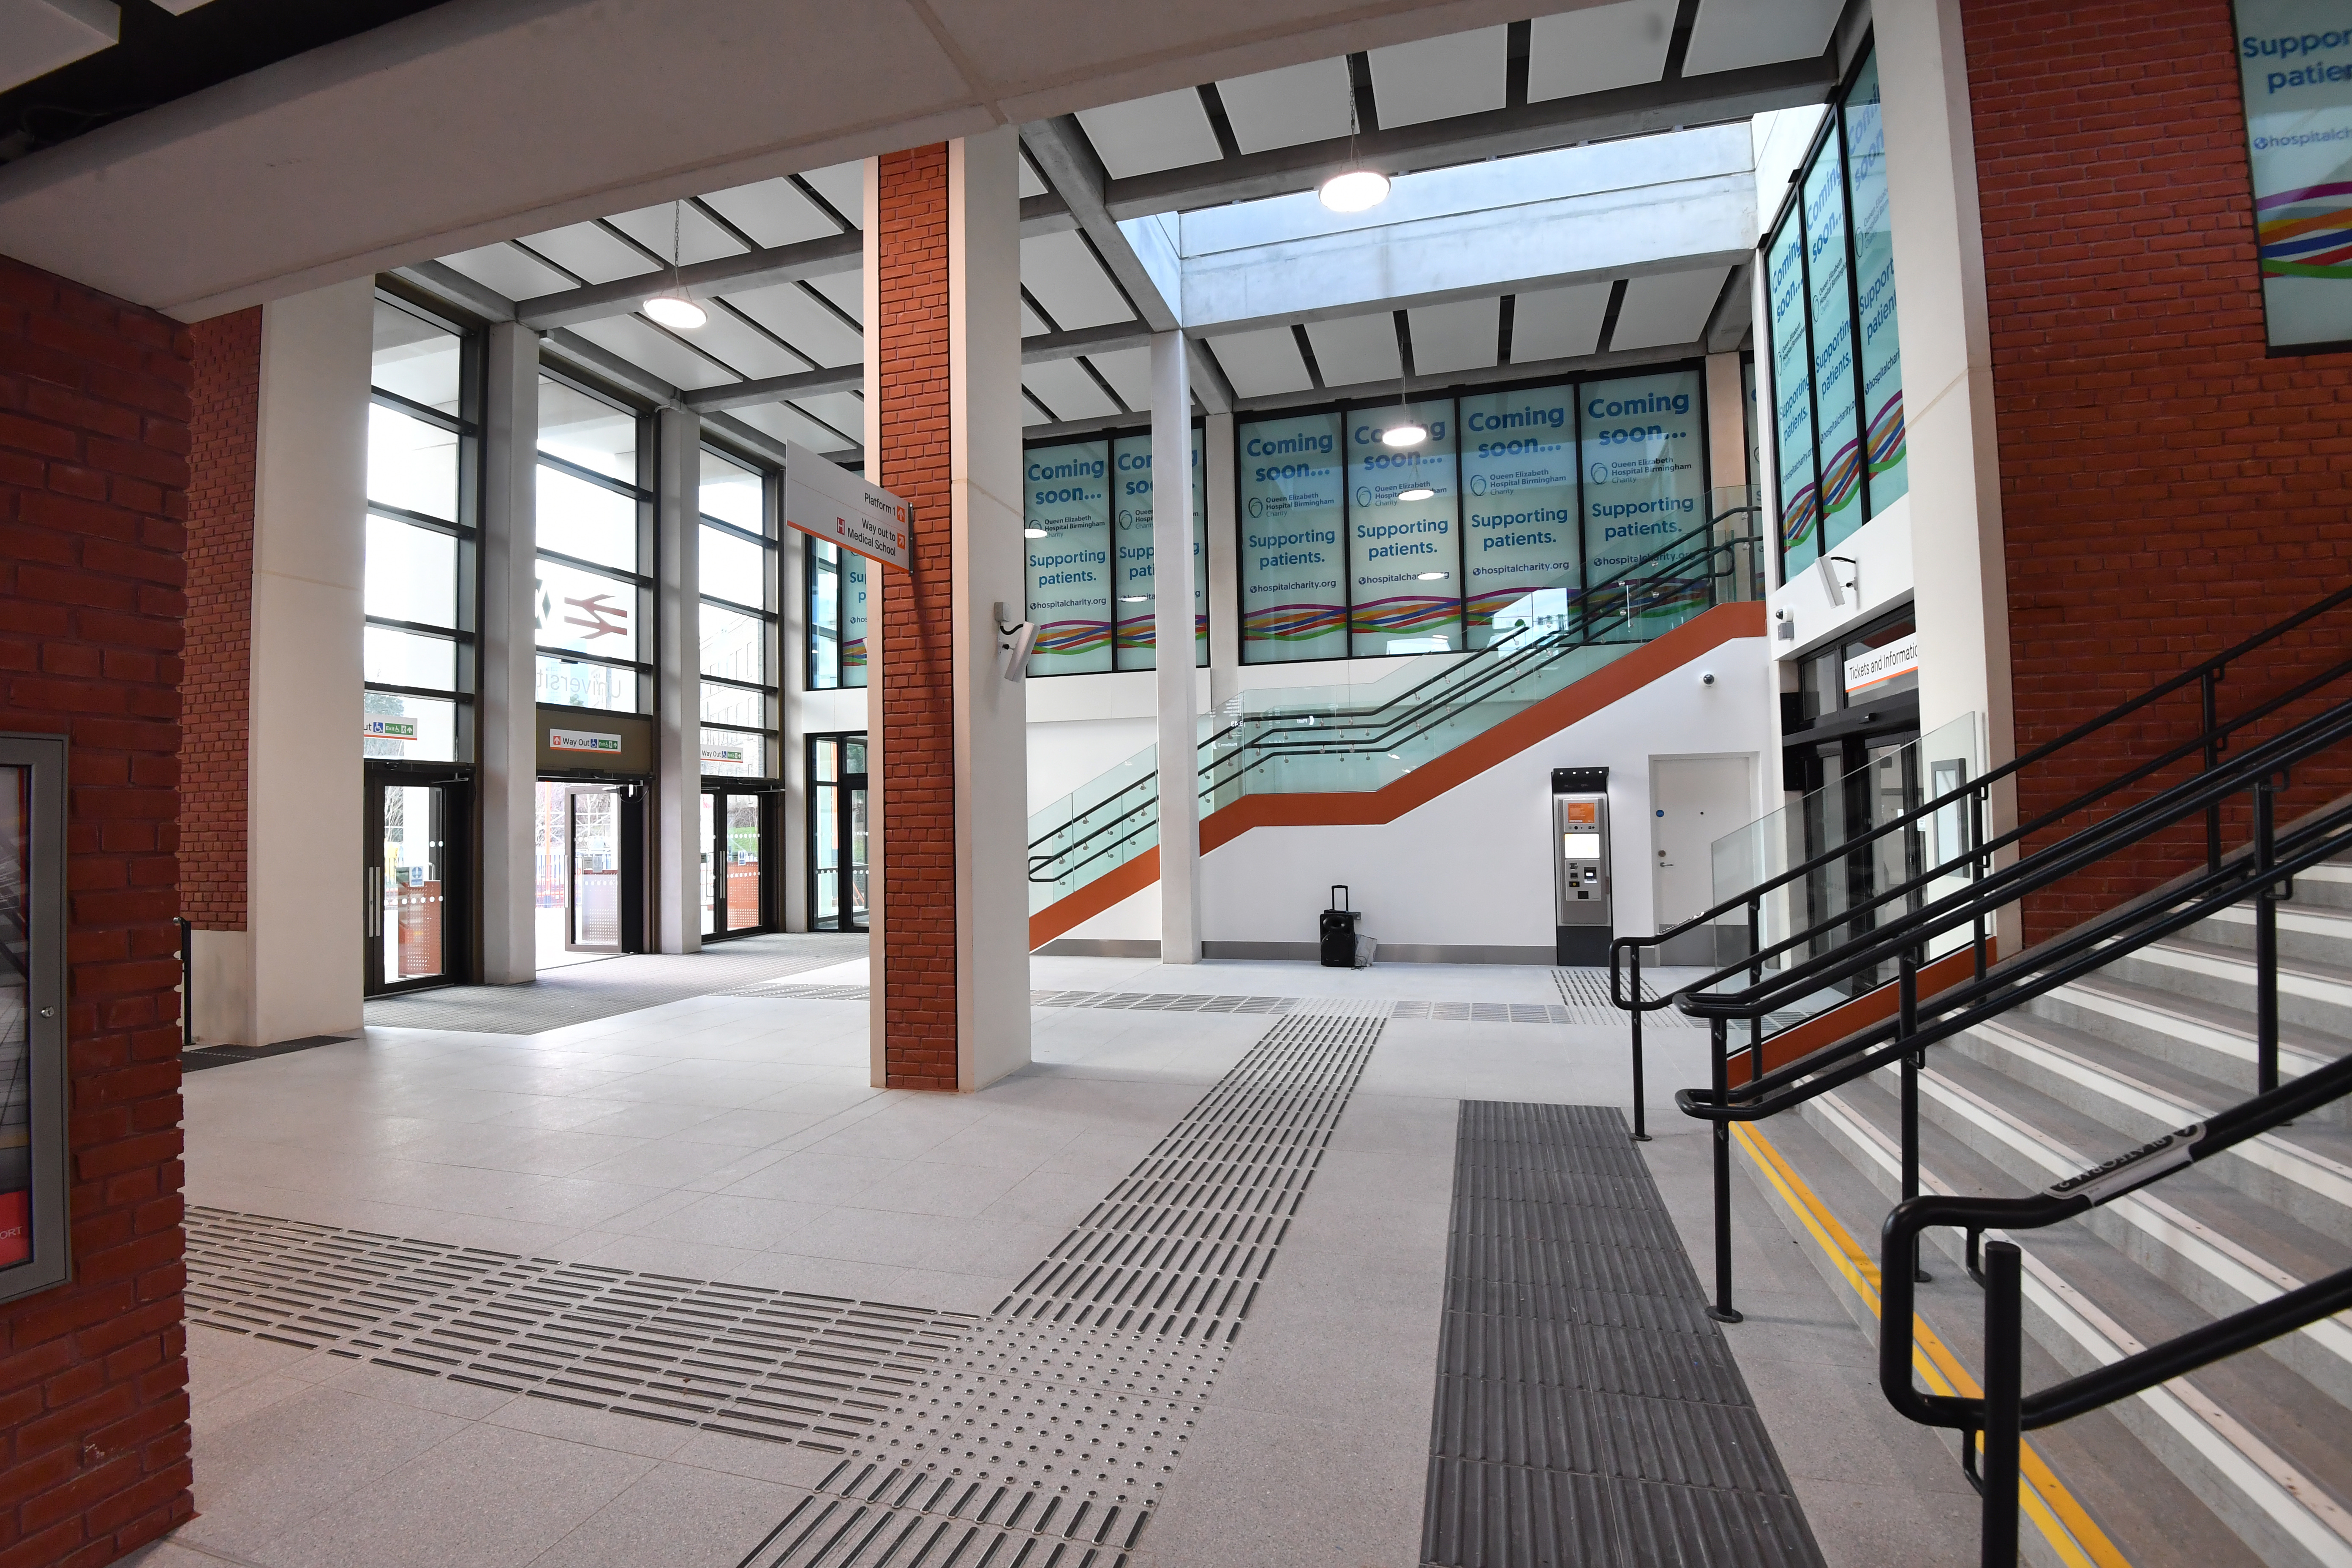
[1704,712,1983,1016]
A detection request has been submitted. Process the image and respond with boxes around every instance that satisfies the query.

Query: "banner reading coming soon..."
[1025,441,1113,675]
[1460,385,1580,648]
[1348,402,1460,656]
[1580,368,1705,633]
[1239,412,1346,663]
[2236,0,2352,348]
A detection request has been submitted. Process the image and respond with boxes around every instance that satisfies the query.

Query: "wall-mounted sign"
[784,443,912,572]
[363,718,419,741]
[2235,1,2352,349]
[1844,632,1920,698]
[700,738,747,765]
[0,734,71,1304]
[549,728,623,754]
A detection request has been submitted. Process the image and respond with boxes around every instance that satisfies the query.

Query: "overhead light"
[643,200,705,330]
[644,292,706,330]
[1415,571,1448,581]
[1381,422,1427,448]
[1024,526,1048,539]
[1318,168,1390,213]
[1397,485,1435,501]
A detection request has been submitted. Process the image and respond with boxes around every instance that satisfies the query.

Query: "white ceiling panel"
[1216,58,1354,154]
[691,307,813,381]
[1368,27,1507,131]
[1025,357,1122,421]
[1304,313,1400,388]
[1023,393,1056,427]
[438,242,574,302]
[1509,282,1612,362]
[605,202,743,267]
[789,392,866,443]
[721,280,862,365]
[1527,0,1676,101]
[1086,347,1153,411]
[1075,89,1223,179]
[796,163,865,229]
[1207,329,1312,398]
[732,400,856,453]
[1019,156,1047,199]
[804,272,862,325]
[516,223,653,287]
[1407,297,1500,376]
[1609,267,1729,351]
[1682,0,1845,75]
[1020,231,1132,330]
[565,315,735,391]
[1021,299,1054,336]
[700,179,841,249]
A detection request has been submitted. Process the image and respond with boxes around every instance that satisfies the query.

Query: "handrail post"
[1981,1239,2023,1568]
[1628,944,1650,1143]
[178,915,193,1053]
[1708,1015,1742,1323]
[2202,667,2223,876]
[2254,776,2280,1096]
[1969,785,1989,981]
[1899,947,1930,1283]
[1747,896,1763,1061]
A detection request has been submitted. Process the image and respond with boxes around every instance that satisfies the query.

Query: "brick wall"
[181,311,256,934]
[1965,0,2352,938]
[874,146,958,1091]
[0,252,195,1564]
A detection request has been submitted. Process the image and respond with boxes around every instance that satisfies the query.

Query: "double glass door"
[365,767,468,995]
[534,781,643,966]
[701,791,770,939]
[565,786,624,953]
[808,733,868,932]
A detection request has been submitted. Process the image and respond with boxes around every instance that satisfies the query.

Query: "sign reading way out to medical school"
[783,443,912,572]
[2235,0,2352,349]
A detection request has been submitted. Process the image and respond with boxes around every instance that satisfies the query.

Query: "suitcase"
[1320,885,1359,968]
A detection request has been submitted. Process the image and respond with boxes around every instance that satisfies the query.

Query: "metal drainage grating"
[1550,966,1694,1027]
[730,983,874,1001]
[1418,1102,1824,1568]
[1032,990,1298,1013]
[184,1208,977,1451]
[739,1005,1384,1568]
[1391,1000,1576,1024]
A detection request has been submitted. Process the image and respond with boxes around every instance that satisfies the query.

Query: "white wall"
[1062,636,1775,954]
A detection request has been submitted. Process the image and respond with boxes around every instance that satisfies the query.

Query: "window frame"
[1017,419,1210,678]
[534,367,655,720]
[697,439,783,784]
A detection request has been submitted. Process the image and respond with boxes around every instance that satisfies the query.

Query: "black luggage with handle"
[1319,885,1359,968]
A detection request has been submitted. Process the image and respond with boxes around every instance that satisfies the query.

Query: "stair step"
[2198,900,2352,970]
[1791,1073,2352,1566]
[2025,973,2349,1119]
[2110,937,2352,1039]
[1957,1010,2352,1247]
[2293,865,2352,913]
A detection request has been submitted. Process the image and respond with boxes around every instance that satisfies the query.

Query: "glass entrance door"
[702,792,770,939]
[808,733,867,932]
[567,786,624,953]
[365,769,466,996]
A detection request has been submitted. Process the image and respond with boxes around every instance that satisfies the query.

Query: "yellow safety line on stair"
[1732,1120,2131,1568]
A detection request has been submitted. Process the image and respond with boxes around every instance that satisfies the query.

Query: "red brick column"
[0,251,196,1565]
[1963,0,2352,939]
[182,310,258,934]
[873,146,958,1090]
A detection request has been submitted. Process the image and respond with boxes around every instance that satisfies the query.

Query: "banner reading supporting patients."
[2235,1,2352,348]
[1238,412,1346,663]
[1459,385,1580,648]
[1025,441,1113,675]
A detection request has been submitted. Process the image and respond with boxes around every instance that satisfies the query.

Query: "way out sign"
[784,443,911,572]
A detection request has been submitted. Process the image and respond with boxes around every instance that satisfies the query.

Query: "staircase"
[1744,854,2352,1566]
[1027,492,1762,947]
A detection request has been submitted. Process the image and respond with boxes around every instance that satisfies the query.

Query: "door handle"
[366,867,381,936]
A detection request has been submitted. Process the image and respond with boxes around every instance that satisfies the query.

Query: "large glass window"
[1461,384,1579,648]
[1347,402,1461,655]
[1024,440,1114,675]
[1108,429,1209,671]
[536,376,651,715]
[1764,40,1908,578]
[365,295,475,761]
[1238,411,1347,663]
[699,447,777,779]
[806,539,868,690]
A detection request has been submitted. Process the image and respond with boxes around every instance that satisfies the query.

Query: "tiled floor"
[137,956,1969,1568]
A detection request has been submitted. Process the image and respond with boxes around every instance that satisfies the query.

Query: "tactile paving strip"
[1418,1102,1824,1568]
[738,1004,1385,1568]
[183,1209,975,1450]
[1551,967,1695,1026]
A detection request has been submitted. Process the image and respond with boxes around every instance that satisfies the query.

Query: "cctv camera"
[1699,670,1717,687]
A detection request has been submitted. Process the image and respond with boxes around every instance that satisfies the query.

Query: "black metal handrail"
[1028,511,1761,887]
[1881,1048,2352,1567]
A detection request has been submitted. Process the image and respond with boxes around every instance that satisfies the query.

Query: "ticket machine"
[1552,766,1612,964]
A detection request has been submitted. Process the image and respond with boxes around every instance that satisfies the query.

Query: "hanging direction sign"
[783,443,912,572]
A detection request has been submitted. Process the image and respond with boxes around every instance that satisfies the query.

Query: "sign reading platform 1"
[784,444,912,572]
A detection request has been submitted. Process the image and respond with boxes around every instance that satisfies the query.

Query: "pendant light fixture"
[1381,364,1426,449]
[1318,68,1390,214]
[1397,485,1436,502]
[643,201,708,330]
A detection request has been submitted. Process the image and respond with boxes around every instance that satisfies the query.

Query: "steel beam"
[1019,117,1179,332]
[683,364,862,412]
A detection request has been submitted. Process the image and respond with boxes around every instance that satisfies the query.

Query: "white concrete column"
[1704,352,1747,496]
[654,406,702,954]
[778,495,811,933]
[948,126,1032,1088]
[861,155,888,1089]
[477,322,539,982]
[1152,332,1201,964]
[1203,409,1240,714]
[247,278,372,1046]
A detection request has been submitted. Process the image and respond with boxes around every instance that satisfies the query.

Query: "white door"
[1652,756,1754,929]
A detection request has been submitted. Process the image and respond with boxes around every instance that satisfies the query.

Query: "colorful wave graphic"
[1780,480,1821,556]
[1113,613,1210,650]
[1349,595,1460,637]
[1818,434,1865,520]
[1243,602,1347,644]
[1034,618,1111,657]
[1865,391,1906,476]
[842,637,866,670]
[1464,585,1585,629]
[2257,179,2352,279]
